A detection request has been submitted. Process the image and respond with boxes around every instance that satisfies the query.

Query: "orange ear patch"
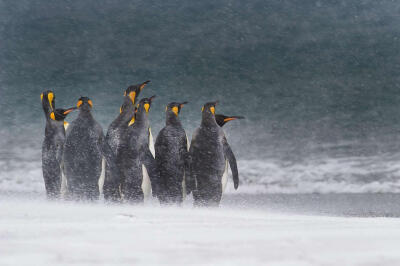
[210,106,215,114]
[172,106,179,116]
[77,100,83,108]
[88,100,93,107]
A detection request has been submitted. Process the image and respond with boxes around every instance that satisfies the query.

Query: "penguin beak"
[129,91,136,104]
[172,106,179,116]
[224,116,245,122]
[179,101,188,108]
[63,107,77,115]
[140,80,151,90]
[144,103,150,113]
[48,92,54,110]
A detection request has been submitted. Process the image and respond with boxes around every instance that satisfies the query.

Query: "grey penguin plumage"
[214,114,244,192]
[103,81,150,202]
[41,91,76,199]
[120,96,159,203]
[155,102,189,204]
[63,97,108,200]
[187,102,239,206]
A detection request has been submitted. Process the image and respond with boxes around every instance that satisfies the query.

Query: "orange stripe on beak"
[223,117,237,122]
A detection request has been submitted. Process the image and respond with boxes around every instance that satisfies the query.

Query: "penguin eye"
[88,100,93,107]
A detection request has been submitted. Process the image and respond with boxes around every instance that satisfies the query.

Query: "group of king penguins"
[40,81,243,206]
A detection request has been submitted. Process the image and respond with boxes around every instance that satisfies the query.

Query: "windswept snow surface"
[1,199,400,266]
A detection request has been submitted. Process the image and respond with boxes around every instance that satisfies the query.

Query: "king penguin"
[214,114,244,193]
[63,97,110,201]
[155,102,189,204]
[41,91,76,199]
[120,96,159,203]
[187,102,239,206]
[103,81,150,202]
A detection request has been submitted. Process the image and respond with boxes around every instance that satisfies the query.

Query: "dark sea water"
[1,0,400,194]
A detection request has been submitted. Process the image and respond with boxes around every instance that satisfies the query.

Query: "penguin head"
[201,101,219,125]
[41,90,55,115]
[215,114,245,127]
[124,80,150,105]
[165,101,188,117]
[76,96,93,111]
[136,95,156,115]
[49,107,77,121]
[201,101,218,116]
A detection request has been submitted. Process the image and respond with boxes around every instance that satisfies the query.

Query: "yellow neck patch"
[128,116,135,126]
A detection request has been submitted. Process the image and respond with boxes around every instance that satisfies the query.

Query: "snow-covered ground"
[1,198,400,266]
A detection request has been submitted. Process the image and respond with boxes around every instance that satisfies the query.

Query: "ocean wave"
[2,146,400,194]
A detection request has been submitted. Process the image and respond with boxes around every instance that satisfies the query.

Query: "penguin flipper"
[223,137,239,189]
[141,148,161,198]
[100,138,122,198]
[148,128,155,158]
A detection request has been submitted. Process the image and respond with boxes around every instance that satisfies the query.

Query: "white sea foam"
[2,144,400,194]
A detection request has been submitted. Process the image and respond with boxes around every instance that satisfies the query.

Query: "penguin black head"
[201,101,218,116]
[41,90,55,115]
[215,114,245,127]
[165,101,188,116]
[136,95,156,115]
[124,80,150,105]
[76,97,93,111]
[49,107,77,121]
